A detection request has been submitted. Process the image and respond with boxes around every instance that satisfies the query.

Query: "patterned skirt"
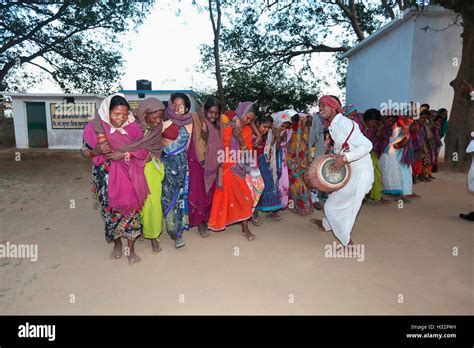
[91,163,142,242]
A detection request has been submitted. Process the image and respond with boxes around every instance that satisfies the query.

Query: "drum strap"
[341,122,355,153]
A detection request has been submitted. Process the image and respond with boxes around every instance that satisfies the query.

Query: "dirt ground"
[0,148,472,315]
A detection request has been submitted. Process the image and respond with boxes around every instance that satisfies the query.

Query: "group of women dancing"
[81,93,316,265]
[82,91,451,264]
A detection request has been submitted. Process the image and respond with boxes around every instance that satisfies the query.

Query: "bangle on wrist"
[124,151,131,161]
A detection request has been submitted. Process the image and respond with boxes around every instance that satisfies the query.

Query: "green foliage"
[0,1,154,93]
[197,0,399,111]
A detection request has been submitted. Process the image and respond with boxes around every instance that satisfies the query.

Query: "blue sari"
[161,126,190,239]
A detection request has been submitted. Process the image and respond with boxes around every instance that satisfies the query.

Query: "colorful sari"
[278,129,292,208]
[256,136,282,212]
[130,98,166,240]
[420,124,434,176]
[141,133,165,240]
[208,108,256,231]
[286,115,313,215]
[188,122,218,226]
[161,125,190,240]
[379,126,412,195]
[270,111,293,209]
[83,121,149,242]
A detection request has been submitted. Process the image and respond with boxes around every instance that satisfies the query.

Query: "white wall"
[12,96,103,149]
[410,11,462,112]
[345,19,415,112]
[345,6,461,116]
[12,98,28,148]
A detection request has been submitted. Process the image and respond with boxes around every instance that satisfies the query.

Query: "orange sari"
[208,115,254,231]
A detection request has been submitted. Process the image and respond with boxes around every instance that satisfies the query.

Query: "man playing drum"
[310,95,374,246]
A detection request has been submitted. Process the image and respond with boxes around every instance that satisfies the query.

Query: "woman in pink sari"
[82,94,149,266]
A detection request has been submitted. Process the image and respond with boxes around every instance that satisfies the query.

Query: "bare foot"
[198,223,211,238]
[151,239,162,253]
[309,218,328,232]
[110,240,122,259]
[407,193,421,198]
[242,223,256,241]
[128,252,141,266]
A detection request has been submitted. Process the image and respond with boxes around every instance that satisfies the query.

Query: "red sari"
[208,115,254,231]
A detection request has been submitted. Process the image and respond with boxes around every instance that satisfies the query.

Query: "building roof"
[0,92,105,98]
[119,89,199,97]
[342,5,453,59]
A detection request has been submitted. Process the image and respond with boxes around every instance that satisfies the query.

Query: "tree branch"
[381,0,396,19]
[26,61,67,90]
[335,0,365,41]
[0,2,69,56]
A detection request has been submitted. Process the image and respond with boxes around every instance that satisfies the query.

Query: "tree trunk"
[208,0,226,109]
[444,12,474,171]
[213,40,225,109]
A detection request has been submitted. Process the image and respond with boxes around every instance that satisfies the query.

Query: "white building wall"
[345,19,415,112]
[11,95,104,149]
[410,10,463,112]
[10,92,198,149]
[11,98,28,148]
[344,6,461,116]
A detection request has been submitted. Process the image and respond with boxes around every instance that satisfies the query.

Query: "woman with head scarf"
[82,94,149,265]
[160,92,196,249]
[286,109,313,215]
[252,114,282,225]
[187,97,224,237]
[122,97,165,253]
[309,95,373,246]
[207,101,258,241]
[378,111,414,199]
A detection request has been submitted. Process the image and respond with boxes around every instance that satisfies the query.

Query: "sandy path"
[0,149,472,314]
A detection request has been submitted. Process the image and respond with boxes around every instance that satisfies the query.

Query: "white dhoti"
[322,114,374,246]
[323,161,374,246]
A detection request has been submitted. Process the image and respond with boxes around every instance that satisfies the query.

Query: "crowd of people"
[81,92,458,266]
